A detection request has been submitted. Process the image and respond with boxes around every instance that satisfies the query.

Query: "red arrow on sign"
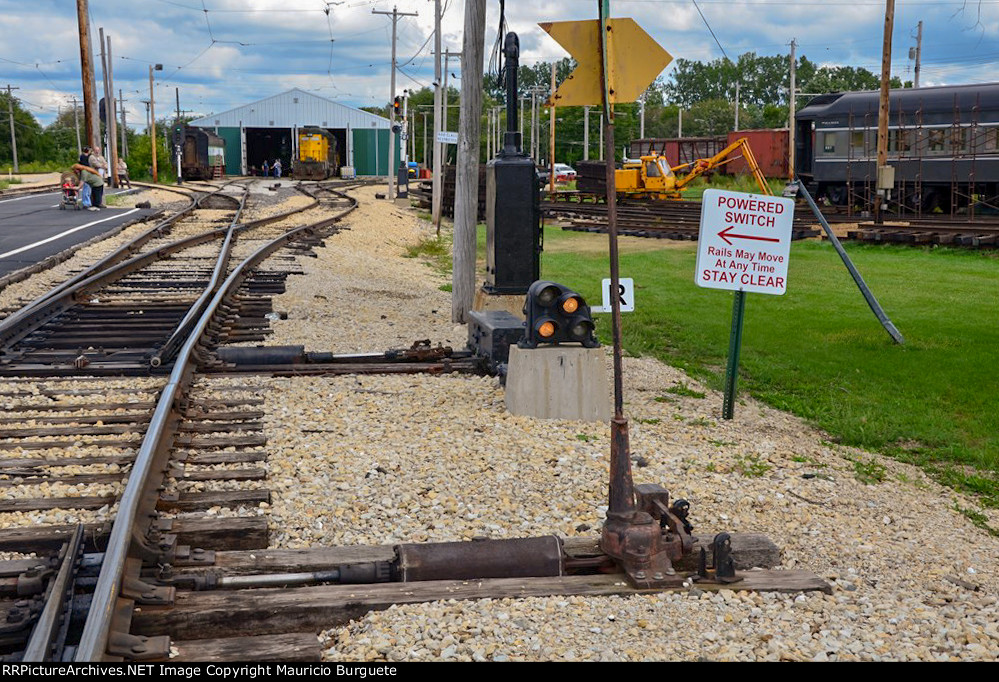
[718,225,781,246]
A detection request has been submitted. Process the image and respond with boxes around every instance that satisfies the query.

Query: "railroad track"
[544,194,999,248]
[0,178,501,662]
[543,199,822,241]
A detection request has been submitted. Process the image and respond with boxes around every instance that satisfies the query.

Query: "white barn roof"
[189,88,389,130]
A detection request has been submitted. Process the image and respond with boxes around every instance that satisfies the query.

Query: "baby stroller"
[60,174,82,210]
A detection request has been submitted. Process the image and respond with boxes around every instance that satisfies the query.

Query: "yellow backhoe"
[614,137,770,201]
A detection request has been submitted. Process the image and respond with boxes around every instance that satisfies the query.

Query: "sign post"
[696,188,795,418]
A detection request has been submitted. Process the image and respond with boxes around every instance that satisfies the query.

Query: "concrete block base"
[505,345,611,422]
[472,288,525,319]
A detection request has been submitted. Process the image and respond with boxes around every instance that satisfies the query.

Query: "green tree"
[0,91,47,166]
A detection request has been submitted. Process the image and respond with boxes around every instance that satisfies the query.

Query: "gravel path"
[239,185,999,661]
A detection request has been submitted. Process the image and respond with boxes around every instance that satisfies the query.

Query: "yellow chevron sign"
[539,18,672,107]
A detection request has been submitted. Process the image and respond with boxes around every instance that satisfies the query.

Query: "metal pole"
[722,291,746,419]
[734,81,740,132]
[174,87,182,184]
[639,92,645,138]
[597,0,635,524]
[106,35,119,187]
[98,27,110,160]
[797,180,905,344]
[6,85,19,173]
[549,62,556,194]
[789,38,796,182]
[149,66,158,183]
[119,88,127,158]
[584,105,589,160]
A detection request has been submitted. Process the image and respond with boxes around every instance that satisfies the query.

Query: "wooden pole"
[874,0,895,225]
[5,85,18,172]
[452,0,485,324]
[76,0,99,150]
[914,20,922,89]
[584,105,589,160]
[73,96,81,155]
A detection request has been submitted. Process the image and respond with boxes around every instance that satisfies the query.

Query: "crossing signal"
[172,124,184,145]
[393,96,401,116]
[519,281,599,349]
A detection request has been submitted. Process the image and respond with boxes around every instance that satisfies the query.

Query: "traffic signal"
[393,96,401,116]
[172,124,184,146]
[519,281,599,349]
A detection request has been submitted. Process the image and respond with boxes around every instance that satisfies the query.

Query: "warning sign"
[695,189,795,295]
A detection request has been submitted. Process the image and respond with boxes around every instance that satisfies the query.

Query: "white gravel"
[207,184,999,661]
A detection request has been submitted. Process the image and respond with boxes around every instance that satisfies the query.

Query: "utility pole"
[6,85,20,172]
[875,0,896,224]
[913,20,923,88]
[98,28,110,162]
[373,6,418,201]
[678,109,682,138]
[72,96,82,155]
[452,0,485,323]
[639,92,645,139]
[149,65,160,183]
[119,89,128,158]
[584,105,590,160]
[599,111,604,160]
[76,0,99,150]
[734,81,740,131]
[549,62,556,194]
[175,87,182,184]
[431,0,443,225]
[105,34,119,187]
[788,38,797,181]
[421,111,429,167]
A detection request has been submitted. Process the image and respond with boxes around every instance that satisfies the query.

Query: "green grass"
[0,177,23,190]
[542,228,999,505]
[680,175,789,202]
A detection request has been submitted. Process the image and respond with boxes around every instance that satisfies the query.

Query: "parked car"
[554,163,577,182]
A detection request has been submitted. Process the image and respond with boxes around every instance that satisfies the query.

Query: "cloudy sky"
[1,0,997,127]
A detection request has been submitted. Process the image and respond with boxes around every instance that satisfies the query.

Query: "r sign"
[695,189,795,295]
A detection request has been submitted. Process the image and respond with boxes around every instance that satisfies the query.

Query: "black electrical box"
[484,154,541,294]
[467,309,524,373]
[483,31,541,295]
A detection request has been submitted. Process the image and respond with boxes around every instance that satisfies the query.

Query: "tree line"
[2,50,909,175]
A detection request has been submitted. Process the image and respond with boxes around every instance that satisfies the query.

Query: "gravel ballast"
[233,185,999,662]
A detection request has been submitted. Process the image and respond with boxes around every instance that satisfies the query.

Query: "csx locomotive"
[794,82,999,212]
[293,127,340,180]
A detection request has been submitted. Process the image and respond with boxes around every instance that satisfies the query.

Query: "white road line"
[0,209,140,260]
[0,192,60,204]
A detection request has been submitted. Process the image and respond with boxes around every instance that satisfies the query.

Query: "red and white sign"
[695,189,795,295]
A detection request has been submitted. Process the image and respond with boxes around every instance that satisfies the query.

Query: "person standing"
[87,150,108,207]
[273,159,282,178]
[261,160,269,178]
[77,146,94,207]
[117,157,131,189]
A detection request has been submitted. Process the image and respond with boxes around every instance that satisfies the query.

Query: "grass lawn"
[540,227,999,506]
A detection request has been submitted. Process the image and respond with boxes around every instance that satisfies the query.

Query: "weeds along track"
[0,183,358,660]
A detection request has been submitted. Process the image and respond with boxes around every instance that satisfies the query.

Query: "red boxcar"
[725,129,789,179]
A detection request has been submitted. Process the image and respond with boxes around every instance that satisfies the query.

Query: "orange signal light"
[538,321,556,337]
[561,297,579,314]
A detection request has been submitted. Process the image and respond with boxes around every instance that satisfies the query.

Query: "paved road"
[0,190,156,277]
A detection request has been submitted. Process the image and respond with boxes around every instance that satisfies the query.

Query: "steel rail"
[0,183,206,333]
[22,524,85,661]
[75,189,357,661]
[150,185,319,367]
[0,184,316,358]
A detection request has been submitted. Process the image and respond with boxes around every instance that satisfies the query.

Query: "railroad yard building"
[188,88,397,178]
